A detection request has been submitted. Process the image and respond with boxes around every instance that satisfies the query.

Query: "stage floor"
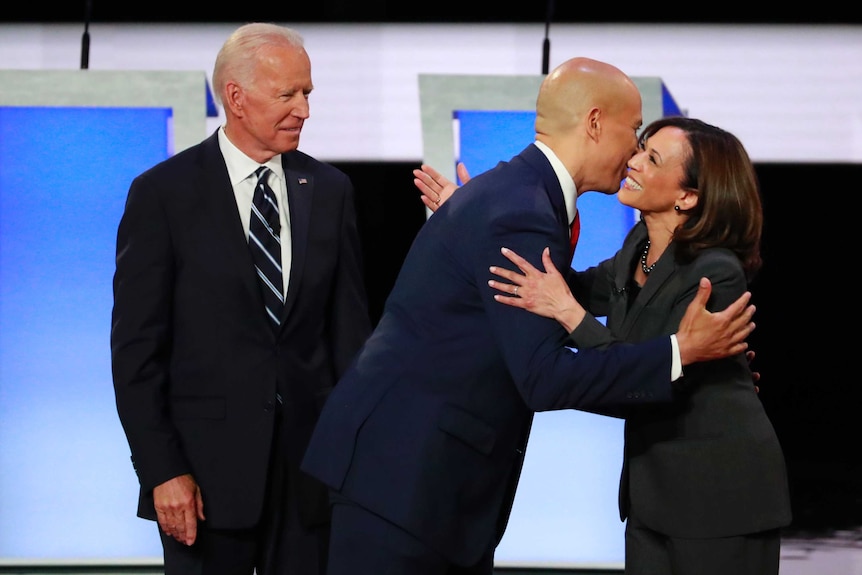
[780,528,862,575]
[1,530,861,575]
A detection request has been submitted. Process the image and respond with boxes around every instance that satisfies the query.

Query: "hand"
[675,278,755,366]
[154,473,205,546]
[488,246,586,333]
[747,349,761,393]
[412,162,470,212]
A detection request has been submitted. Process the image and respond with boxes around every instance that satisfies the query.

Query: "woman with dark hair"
[419,116,791,574]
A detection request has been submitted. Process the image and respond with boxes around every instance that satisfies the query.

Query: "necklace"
[641,239,658,274]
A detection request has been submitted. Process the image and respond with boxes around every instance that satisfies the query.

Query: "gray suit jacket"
[567,220,792,538]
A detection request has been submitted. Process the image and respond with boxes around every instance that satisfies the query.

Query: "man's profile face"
[595,96,643,195]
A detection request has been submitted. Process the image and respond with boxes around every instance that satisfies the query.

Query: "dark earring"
[674,205,680,212]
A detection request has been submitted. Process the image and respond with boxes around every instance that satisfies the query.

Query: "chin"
[276,138,301,153]
[616,191,638,209]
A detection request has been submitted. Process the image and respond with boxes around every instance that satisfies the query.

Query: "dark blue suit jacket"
[301,144,675,565]
[112,131,371,529]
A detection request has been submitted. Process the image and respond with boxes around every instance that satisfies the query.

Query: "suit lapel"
[192,133,279,335]
[617,227,677,337]
[197,134,266,311]
[280,158,313,323]
[624,261,675,333]
[607,226,642,337]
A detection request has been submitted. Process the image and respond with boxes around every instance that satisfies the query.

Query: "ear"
[678,188,699,211]
[585,107,602,143]
[223,81,244,117]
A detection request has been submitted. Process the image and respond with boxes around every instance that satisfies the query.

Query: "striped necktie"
[568,211,581,262]
[248,166,284,330]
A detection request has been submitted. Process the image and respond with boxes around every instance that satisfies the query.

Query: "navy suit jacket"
[566,221,792,538]
[302,144,678,565]
[111,131,371,529]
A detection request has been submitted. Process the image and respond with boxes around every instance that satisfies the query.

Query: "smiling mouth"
[624,176,643,191]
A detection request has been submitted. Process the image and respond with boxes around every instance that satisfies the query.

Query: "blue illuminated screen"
[0,106,170,559]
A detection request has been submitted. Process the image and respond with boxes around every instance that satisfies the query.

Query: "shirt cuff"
[670,334,683,381]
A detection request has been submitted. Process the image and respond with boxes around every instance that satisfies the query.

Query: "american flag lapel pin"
[298,177,308,185]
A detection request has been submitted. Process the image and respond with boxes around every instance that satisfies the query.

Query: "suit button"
[263,400,275,412]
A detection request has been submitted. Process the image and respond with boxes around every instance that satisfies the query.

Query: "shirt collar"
[534,140,577,225]
[218,126,284,185]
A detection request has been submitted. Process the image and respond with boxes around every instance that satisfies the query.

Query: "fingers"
[157,512,181,543]
[412,169,437,193]
[413,165,451,211]
[414,164,445,193]
[412,176,432,196]
[413,173,442,211]
[420,194,440,212]
[422,163,444,181]
[493,293,527,307]
[153,474,200,546]
[691,277,713,309]
[196,489,206,521]
[730,303,756,338]
[413,167,440,189]
[540,247,559,274]
[488,279,522,297]
[700,278,755,338]
[489,266,520,284]
[488,246,552,296]
[728,306,755,352]
[499,247,534,273]
[488,252,528,296]
[158,511,196,546]
[676,279,757,366]
[456,162,472,184]
[498,246,558,278]
[723,289,752,318]
[181,510,198,546]
[746,350,761,385]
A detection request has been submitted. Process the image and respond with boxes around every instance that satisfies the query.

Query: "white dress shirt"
[218,127,292,296]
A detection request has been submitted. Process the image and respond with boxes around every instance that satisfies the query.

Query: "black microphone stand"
[541,0,555,74]
[80,0,92,69]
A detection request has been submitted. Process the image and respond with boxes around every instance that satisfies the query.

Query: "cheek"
[613,134,635,163]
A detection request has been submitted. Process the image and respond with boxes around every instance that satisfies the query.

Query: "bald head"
[535,57,640,138]
[535,57,643,194]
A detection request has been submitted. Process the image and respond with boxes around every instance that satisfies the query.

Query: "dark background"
[5,5,860,534]
[3,3,861,25]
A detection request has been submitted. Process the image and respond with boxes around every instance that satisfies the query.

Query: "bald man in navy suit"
[301,57,756,575]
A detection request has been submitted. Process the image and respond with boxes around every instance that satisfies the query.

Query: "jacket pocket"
[438,403,496,455]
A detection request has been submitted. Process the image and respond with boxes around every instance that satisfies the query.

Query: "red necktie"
[568,211,581,261]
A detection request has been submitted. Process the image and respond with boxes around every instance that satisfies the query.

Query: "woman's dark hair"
[639,116,763,278]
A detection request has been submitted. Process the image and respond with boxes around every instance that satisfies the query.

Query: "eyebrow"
[645,140,663,164]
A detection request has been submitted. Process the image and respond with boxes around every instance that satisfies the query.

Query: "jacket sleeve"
[111,171,191,494]
[478,201,674,414]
